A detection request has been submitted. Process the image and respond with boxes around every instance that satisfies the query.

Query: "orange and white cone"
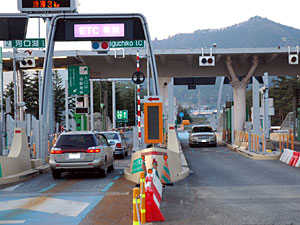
[161,155,172,184]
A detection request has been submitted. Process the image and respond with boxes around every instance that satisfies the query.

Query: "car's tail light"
[87,146,101,153]
[116,143,122,148]
[51,147,63,154]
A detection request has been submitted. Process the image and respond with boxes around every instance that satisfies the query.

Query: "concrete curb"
[220,141,280,160]
[0,164,50,185]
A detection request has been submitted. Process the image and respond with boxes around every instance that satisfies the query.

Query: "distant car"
[49,131,114,179]
[189,125,217,147]
[99,131,128,159]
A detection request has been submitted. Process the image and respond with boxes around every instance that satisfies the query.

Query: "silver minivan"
[49,131,114,179]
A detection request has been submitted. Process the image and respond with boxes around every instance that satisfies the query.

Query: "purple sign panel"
[74,24,125,38]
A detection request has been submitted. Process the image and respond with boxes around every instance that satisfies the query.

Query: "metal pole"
[134,85,137,126]
[253,77,260,136]
[90,80,94,131]
[0,47,4,153]
[146,42,150,96]
[137,51,141,147]
[12,48,18,123]
[217,77,225,127]
[263,72,269,153]
[65,80,69,131]
[81,114,84,131]
[112,81,116,130]
[231,105,234,145]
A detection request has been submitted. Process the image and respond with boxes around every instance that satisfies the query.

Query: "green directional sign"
[131,158,143,174]
[109,40,145,48]
[3,39,46,48]
[68,66,90,96]
[116,110,128,123]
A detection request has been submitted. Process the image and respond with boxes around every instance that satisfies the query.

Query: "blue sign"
[179,112,184,117]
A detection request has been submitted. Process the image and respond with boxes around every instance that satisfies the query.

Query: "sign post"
[68,66,90,96]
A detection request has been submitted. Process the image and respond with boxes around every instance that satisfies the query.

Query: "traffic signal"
[19,58,35,68]
[289,54,298,65]
[199,56,215,66]
[91,41,110,52]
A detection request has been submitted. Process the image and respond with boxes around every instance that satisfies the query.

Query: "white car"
[99,131,129,159]
[189,125,217,147]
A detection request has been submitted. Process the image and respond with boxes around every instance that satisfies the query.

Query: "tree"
[269,76,300,125]
[53,70,65,124]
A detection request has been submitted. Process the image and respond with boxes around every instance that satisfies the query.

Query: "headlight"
[192,136,198,141]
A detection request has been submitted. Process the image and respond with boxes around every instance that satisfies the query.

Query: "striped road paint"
[0,175,122,224]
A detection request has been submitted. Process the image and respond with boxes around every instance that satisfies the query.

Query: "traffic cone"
[161,155,172,184]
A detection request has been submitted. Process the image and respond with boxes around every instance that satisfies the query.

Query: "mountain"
[154,16,300,108]
[153,16,300,49]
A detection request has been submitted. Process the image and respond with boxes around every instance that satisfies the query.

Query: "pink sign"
[74,24,125,38]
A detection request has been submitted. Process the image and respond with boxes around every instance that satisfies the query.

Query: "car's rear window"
[55,134,97,148]
[101,133,119,140]
[192,127,213,133]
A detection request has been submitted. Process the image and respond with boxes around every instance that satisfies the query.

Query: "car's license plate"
[69,153,80,159]
[200,140,207,143]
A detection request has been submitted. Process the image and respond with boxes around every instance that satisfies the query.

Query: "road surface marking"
[0,183,24,192]
[0,197,90,217]
[105,192,129,196]
[113,175,120,180]
[101,182,114,192]
[39,183,57,193]
[0,221,25,224]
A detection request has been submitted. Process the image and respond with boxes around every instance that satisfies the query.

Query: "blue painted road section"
[178,132,189,140]
[0,175,121,225]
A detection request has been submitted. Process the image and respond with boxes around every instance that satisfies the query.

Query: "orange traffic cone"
[161,155,171,184]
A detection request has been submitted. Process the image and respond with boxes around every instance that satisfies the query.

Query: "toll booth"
[223,102,233,143]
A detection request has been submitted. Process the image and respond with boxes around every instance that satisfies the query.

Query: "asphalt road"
[161,139,300,225]
[0,132,136,225]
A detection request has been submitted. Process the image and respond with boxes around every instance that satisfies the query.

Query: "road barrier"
[161,155,172,185]
[278,149,300,168]
[145,169,165,222]
[133,170,165,224]
[279,133,294,151]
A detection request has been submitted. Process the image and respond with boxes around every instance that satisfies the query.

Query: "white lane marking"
[0,183,24,192]
[0,197,90,217]
[0,221,25,224]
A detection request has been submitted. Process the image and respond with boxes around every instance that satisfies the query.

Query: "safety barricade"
[145,169,165,222]
[289,152,300,167]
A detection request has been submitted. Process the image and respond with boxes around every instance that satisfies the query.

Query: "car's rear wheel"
[120,150,125,159]
[99,160,108,178]
[52,170,61,179]
[108,161,114,172]
[189,143,194,148]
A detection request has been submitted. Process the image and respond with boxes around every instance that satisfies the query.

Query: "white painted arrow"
[0,197,90,217]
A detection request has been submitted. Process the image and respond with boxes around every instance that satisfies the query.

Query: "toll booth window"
[147,106,159,140]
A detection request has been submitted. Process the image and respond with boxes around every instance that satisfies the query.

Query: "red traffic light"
[291,56,297,63]
[101,42,109,50]
[207,58,213,64]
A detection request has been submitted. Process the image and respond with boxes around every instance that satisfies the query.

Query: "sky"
[1,0,300,85]
[1,0,300,41]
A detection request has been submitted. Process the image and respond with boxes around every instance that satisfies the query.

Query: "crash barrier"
[279,149,300,167]
[145,169,165,222]
[133,171,164,224]
[0,128,32,184]
[279,133,294,152]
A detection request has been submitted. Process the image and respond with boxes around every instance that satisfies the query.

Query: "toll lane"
[0,156,133,225]
[160,139,300,225]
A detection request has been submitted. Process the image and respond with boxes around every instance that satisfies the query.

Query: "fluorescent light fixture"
[2,58,11,61]
[53,56,68,59]
[34,57,39,60]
